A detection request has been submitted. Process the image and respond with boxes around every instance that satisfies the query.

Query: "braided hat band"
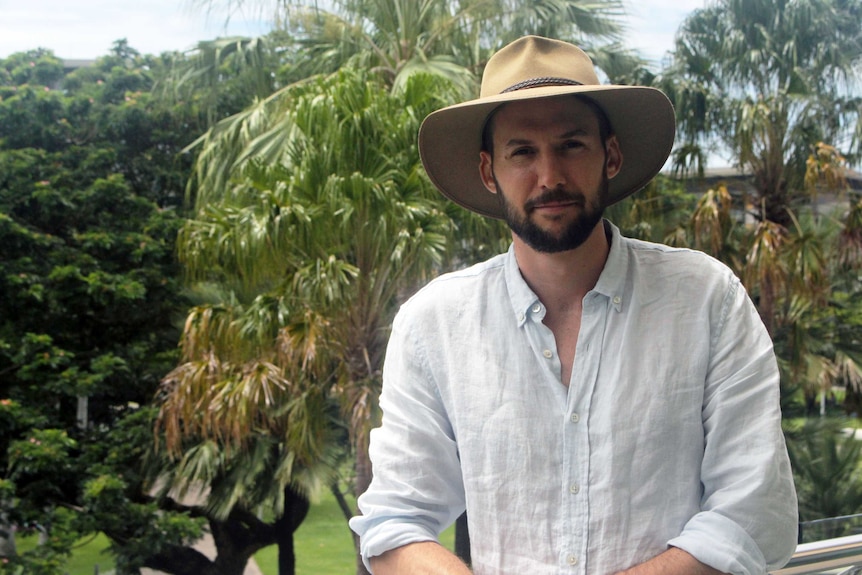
[501,77,584,93]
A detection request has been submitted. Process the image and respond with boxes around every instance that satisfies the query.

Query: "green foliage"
[159,36,282,126]
[8,429,77,502]
[787,419,862,536]
[158,64,506,574]
[0,41,210,574]
[606,168,862,421]
[80,471,206,575]
[663,0,862,225]
[0,50,64,87]
[607,175,699,244]
[0,508,80,575]
[239,0,633,93]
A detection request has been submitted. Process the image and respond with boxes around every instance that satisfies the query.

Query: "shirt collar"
[594,220,626,312]
[504,244,537,327]
[504,220,628,325]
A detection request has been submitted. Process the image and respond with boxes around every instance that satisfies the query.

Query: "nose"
[536,152,567,190]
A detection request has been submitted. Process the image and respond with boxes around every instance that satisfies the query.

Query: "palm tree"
[651,0,862,421]
[157,35,282,128]
[788,419,862,540]
[161,68,494,574]
[663,0,862,226]
[168,3,647,570]
[611,158,862,419]
[190,0,631,91]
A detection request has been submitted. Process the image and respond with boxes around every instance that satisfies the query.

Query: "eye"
[509,147,533,158]
[562,140,584,150]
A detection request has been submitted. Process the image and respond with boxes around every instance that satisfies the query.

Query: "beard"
[496,172,609,254]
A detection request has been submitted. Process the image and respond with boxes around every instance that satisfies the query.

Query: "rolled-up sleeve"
[668,277,798,574]
[349,308,466,570]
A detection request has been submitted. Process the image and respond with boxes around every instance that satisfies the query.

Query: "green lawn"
[17,532,115,574]
[66,534,116,574]
[35,489,454,574]
[254,492,359,575]
[255,491,455,575]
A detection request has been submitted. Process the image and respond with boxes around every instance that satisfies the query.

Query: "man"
[349,36,798,575]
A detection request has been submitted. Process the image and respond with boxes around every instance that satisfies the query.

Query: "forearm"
[370,541,472,575]
[615,547,728,575]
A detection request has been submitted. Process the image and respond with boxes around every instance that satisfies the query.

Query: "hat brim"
[419,84,676,219]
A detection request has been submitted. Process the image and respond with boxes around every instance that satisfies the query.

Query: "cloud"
[0,0,706,62]
[0,0,267,59]
[624,0,707,64]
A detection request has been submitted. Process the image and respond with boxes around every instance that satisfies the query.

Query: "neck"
[512,220,610,311]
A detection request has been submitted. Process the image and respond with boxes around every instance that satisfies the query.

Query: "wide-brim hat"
[418,36,676,219]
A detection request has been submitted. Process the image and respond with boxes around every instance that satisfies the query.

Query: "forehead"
[490,96,601,137]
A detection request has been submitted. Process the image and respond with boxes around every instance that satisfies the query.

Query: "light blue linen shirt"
[350,222,798,575]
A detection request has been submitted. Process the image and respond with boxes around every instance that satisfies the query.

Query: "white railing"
[772,534,862,575]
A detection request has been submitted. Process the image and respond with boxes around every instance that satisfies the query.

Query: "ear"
[605,135,623,180]
[479,151,498,194]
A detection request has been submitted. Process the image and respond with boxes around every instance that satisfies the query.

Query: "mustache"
[524,189,585,212]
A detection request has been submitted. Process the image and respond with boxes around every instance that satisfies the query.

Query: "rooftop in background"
[62,59,95,71]
[673,166,862,219]
[679,166,862,191]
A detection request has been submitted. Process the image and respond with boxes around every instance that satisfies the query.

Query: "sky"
[0,0,706,65]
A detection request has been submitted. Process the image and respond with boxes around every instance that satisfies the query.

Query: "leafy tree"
[186,0,641,94]
[787,419,862,539]
[625,177,862,417]
[0,49,64,87]
[663,0,862,226]
[644,0,862,425]
[163,3,678,572]
[0,43,220,574]
[160,66,484,574]
[158,35,283,127]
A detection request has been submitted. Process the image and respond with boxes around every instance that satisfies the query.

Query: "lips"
[525,190,584,212]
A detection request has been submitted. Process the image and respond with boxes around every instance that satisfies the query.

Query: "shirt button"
[613,295,622,305]
[543,349,553,359]
[518,313,526,322]
[570,413,580,423]
[569,483,580,494]
[532,303,542,313]
[567,554,579,566]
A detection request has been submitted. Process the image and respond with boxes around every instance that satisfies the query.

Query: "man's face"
[478,96,622,253]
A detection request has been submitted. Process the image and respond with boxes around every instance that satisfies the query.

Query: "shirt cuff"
[349,515,440,571]
[668,511,766,575]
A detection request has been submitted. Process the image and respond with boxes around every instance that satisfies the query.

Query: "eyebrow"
[503,128,590,148]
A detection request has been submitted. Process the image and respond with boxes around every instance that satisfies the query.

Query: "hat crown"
[480,36,601,98]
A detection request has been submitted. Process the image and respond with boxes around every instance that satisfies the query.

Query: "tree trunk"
[354,430,373,575]
[756,169,791,228]
[331,482,354,522]
[0,505,15,558]
[143,545,227,575]
[275,485,310,575]
[355,548,372,575]
[759,273,776,336]
[454,512,471,566]
[208,519,257,575]
[355,432,372,499]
